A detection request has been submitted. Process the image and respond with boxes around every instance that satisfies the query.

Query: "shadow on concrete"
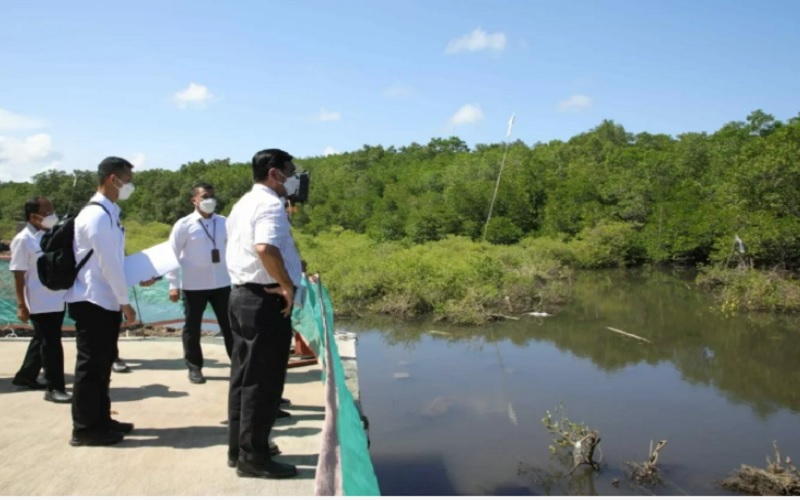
[272,426,322,438]
[286,369,322,385]
[121,358,230,371]
[110,384,189,402]
[204,375,230,382]
[280,413,325,423]
[0,377,37,395]
[284,404,324,413]
[117,425,226,449]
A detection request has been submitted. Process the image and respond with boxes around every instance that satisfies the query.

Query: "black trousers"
[68,301,121,433]
[13,310,67,391]
[182,286,234,369]
[228,285,293,464]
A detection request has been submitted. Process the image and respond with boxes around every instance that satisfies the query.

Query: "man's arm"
[255,244,293,291]
[164,219,187,300]
[253,202,295,316]
[86,210,129,307]
[8,236,30,322]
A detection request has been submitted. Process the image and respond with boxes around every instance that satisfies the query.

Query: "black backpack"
[37,202,111,291]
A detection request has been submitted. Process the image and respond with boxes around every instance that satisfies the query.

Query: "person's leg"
[12,331,43,388]
[70,302,122,442]
[30,310,67,393]
[182,289,209,372]
[236,288,294,469]
[227,286,247,463]
[209,286,234,359]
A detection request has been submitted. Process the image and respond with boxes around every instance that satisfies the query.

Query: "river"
[340,269,800,495]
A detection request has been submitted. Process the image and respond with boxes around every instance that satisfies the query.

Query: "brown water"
[341,269,800,495]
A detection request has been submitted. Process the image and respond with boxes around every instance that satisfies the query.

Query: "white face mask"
[40,214,58,229]
[114,177,135,201]
[198,198,217,214]
[282,174,300,197]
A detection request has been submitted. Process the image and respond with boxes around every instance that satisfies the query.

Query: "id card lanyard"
[198,217,220,263]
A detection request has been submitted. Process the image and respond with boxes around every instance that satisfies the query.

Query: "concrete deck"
[0,337,323,496]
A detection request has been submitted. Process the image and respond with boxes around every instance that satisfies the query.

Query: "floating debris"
[606,326,652,344]
[626,440,668,486]
[722,441,800,496]
[393,372,410,380]
[526,311,552,317]
[422,396,454,417]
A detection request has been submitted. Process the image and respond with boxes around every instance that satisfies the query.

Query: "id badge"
[211,249,220,263]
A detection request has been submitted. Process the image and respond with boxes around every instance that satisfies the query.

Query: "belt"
[234,282,281,291]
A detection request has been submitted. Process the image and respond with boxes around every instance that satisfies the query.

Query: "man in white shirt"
[65,156,138,447]
[9,196,71,403]
[164,182,233,384]
[225,148,303,479]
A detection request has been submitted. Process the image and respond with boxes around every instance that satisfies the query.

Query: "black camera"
[289,171,310,204]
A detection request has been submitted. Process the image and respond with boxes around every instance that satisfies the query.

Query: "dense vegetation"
[2,110,798,318]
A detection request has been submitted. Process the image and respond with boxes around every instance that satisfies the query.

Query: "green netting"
[292,276,380,496]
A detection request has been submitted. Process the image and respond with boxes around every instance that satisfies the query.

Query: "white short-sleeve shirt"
[9,223,67,314]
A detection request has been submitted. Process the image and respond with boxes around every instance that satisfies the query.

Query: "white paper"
[124,241,180,287]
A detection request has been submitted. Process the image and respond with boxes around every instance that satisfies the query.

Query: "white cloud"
[449,104,484,126]
[174,83,214,109]
[316,108,341,122]
[0,133,62,182]
[323,146,339,156]
[383,83,415,98]
[130,153,146,169]
[445,28,506,54]
[558,94,592,112]
[0,107,47,131]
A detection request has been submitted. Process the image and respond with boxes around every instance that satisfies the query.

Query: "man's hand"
[266,285,294,317]
[121,304,137,324]
[139,278,157,287]
[16,303,30,323]
[169,289,180,303]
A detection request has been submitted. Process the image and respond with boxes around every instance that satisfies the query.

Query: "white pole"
[483,113,516,241]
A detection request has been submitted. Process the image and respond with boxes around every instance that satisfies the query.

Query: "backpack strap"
[75,201,115,274]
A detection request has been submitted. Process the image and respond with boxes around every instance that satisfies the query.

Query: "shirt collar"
[252,183,281,199]
[90,192,120,216]
[26,223,40,235]
[191,210,215,222]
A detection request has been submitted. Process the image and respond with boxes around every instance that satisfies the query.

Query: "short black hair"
[97,156,134,185]
[192,183,215,196]
[252,149,294,183]
[24,196,46,222]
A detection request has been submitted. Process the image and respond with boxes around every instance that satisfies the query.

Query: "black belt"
[234,282,281,291]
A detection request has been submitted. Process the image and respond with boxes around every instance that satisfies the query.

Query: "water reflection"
[345,269,800,495]
[346,269,800,417]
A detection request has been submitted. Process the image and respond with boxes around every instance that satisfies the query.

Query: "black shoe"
[112,360,130,373]
[275,409,291,420]
[44,389,72,403]
[109,419,134,434]
[12,378,46,391]
[189,369,206,384]
[280,397,291,406]
[228,442,280,467]
[236,459,297,479]
[70,430,124,447]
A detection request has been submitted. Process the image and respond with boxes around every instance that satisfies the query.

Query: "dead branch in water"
[541,404,601,474]
[722,441,800,496]
[607,326,652,344]
[490,313,520,321]
[626,440,668,486]
[568,431,601,475]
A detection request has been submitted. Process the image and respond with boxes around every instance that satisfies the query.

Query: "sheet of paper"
[124,241,180,287]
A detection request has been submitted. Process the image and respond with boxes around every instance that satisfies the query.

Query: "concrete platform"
[0,337,323,496]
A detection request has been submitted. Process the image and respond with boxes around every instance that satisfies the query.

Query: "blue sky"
[1,0,799,181]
